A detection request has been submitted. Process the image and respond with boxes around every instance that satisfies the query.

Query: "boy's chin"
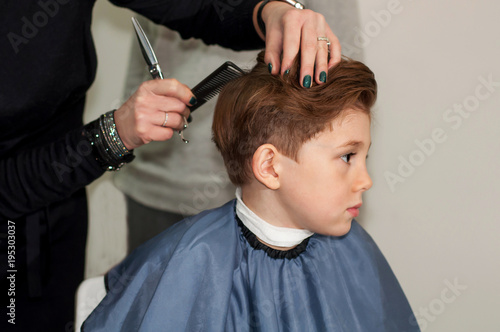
[318,219,353,237]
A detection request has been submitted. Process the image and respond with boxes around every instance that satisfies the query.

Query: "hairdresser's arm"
[109,0,264,51]
[253,1,341,87]
[0,80,192,220]
[0,129,105,220]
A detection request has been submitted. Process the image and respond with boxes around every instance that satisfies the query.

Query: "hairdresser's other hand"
[114,79,194,150]
[253,1,340,87]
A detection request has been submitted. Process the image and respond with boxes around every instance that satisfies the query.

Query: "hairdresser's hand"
[114,79,194,150]
[253,1,340,87]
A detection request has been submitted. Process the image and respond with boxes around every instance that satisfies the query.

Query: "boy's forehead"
[335,108,370,125]
[307,111,371,150]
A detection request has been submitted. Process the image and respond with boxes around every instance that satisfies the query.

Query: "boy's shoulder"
[151,200,236,247]
[84,201,241,331]
[104,200,239,296]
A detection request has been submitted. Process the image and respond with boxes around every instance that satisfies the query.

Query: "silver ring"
[317,36,331,47]
[162,112,169,127]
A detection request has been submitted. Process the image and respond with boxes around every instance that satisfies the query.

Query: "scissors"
[131,17,189,142]
[131,17,164,79]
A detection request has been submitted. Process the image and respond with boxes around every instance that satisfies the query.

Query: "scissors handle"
[149,65,164,80]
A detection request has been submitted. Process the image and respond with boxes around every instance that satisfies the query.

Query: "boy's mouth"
[347,203,362,217]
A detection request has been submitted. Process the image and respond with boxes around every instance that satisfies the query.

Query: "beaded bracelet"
[84,110,135,171]
[100,111,131,159]
[257,0,305,37]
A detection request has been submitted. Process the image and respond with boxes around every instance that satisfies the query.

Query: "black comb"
[190,61,246,112]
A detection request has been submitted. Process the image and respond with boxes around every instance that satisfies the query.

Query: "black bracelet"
[84,111,135,171]
[257,0,305,37]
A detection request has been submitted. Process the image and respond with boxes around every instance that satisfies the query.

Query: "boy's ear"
[251,144,281,190]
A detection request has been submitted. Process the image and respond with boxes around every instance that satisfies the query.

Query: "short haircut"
[212,51,377,185]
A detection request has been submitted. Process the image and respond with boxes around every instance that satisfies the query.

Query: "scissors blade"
[131,17,163,79]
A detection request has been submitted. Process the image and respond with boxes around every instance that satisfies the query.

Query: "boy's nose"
[354,167,373,192]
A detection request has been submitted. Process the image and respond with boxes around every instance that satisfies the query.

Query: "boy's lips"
[347,203,362,217]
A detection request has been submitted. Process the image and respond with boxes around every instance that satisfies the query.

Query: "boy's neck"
[239,182,313,243]
[241,182,292,229]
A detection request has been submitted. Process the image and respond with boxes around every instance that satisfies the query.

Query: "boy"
[83,52,419,331]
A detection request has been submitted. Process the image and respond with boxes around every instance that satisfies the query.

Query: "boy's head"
[213,51,377,236]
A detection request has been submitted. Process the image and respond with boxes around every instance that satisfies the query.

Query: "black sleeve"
[109,0,265,51]
[0,127,104,220]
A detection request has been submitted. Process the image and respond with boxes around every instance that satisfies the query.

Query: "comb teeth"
[190,61,245,112]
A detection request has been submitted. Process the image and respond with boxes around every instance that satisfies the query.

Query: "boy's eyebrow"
[336,140,371,149]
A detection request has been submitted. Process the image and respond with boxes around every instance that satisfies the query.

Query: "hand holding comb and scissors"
[129,18,246,144]
[110,22,196,150]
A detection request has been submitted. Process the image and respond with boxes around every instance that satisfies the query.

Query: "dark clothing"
[0,0,263,330]
[1,189,87,332]
[0,0,262,219]
[125,196,184,254]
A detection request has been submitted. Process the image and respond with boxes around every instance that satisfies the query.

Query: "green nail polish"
[268,63,273,74]
[187,115,192,123]
[303,75,311,88]
[285,69,290,75]
[320,71,327,83]
[189,97,197,105]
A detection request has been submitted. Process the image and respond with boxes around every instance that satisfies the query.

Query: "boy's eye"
[341,153,355,163]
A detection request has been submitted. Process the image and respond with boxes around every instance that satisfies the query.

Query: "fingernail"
[320,71,327,83]
[189,96,197,105]
[303,75,311,88]
[187,115,192,123]
[268,63,273,74]
[285,69,290,75]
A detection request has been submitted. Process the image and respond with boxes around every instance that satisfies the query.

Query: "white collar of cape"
[235,187,314,248]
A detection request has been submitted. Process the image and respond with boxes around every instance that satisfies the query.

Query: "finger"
[133,96,188,134]
[155,96,188,114]
[156,111,189,131]
[133,95,185,114]
[140,79,197,106]
[299,21,317,88]
[264,25,284,75]
[327,31,341,68]
[280,12,302,76]
[146,125,175,143]
[315,39,329,84]
[155,97,191,123]
[133,95,185,123]
[181,107,191,120]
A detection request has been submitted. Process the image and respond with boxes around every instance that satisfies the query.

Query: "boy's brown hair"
[212,51,377,185]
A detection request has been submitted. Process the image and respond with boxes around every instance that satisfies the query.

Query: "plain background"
[84,1,500,331]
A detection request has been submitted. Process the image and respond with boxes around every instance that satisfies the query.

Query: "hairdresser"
[0,0,338,330]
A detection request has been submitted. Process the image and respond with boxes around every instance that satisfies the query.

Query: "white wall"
[355,1,500,331]
[85,1,500,331]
